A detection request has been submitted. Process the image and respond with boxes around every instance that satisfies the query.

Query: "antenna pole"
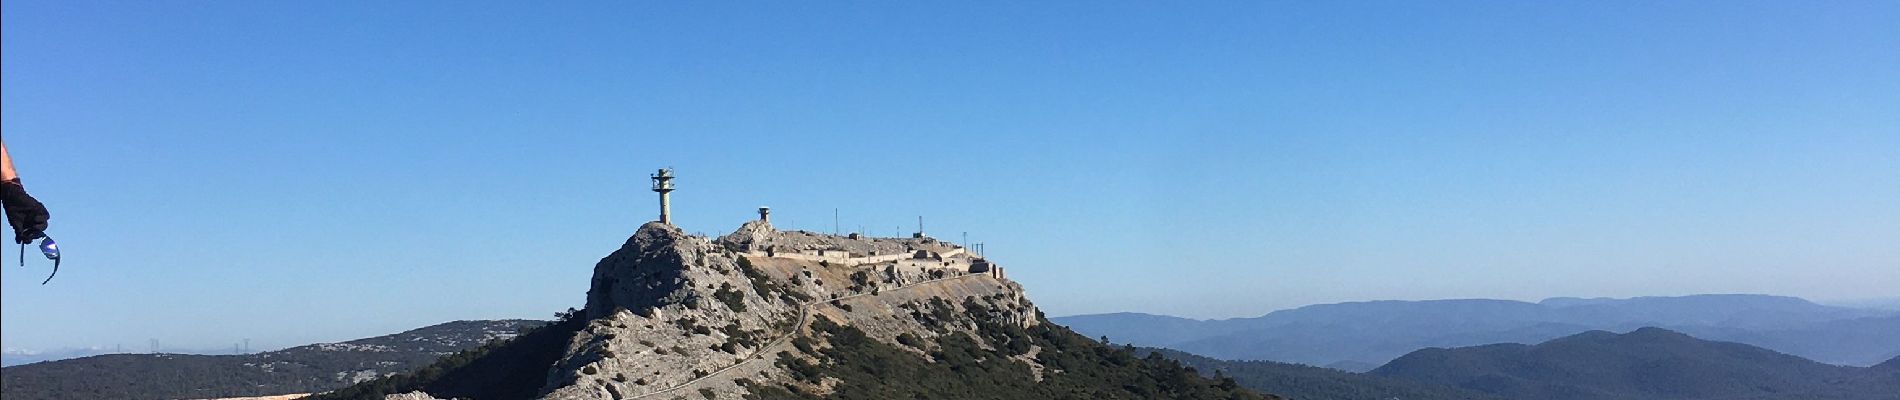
[650,168,676,225]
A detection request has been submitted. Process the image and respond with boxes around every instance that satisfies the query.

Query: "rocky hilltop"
[317,218,1268,400]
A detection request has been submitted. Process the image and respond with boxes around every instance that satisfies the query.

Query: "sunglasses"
[19,234,60,284]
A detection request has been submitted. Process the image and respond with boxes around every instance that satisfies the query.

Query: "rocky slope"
[319,220,1271,400]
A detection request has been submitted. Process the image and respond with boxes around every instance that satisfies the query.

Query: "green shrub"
[715,283,748,312]
[896,333,924,348]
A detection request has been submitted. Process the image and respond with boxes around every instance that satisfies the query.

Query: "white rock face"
[547,222,806,399]
[385,392,445,400]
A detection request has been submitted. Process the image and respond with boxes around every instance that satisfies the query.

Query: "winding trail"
[626,273,983,399]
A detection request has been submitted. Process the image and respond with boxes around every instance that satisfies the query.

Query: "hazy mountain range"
[1056,294,1899,370]
[1369,327,1900,400]
[1147,325,1900,400]
[1825,297,1900,311]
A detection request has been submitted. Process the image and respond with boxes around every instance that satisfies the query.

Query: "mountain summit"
[318,218,1269,400]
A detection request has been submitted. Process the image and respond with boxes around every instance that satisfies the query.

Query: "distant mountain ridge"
[0,320,543,400]
[4,347,125,368]
[1143,348,1504,400]
[1055,294,1897,369]
[1369,327,1900,400]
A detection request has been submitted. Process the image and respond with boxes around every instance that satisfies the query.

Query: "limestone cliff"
[543,221,1030,399]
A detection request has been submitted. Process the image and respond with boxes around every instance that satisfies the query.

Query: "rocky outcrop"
[324,218,1257,400]
[552,222,809,399]
[538,221,1031,399]
[384,392,444,400]
[714,219,777,253]
[513,219,1026,398]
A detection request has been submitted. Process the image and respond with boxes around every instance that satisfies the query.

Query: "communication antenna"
[650,168,676,225]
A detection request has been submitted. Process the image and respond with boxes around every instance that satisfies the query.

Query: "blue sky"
[3,1,1896,352]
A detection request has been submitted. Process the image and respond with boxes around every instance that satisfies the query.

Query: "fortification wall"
[741,250,901,267]
[744,246,969,269]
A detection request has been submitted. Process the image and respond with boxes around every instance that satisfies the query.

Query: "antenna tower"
[650,168,676,225]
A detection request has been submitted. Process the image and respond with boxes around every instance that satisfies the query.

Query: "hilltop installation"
[314,169,1267,400]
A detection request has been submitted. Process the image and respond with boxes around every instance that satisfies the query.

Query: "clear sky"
[4,1,1897,352]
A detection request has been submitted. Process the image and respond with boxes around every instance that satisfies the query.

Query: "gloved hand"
[1,178,49,244]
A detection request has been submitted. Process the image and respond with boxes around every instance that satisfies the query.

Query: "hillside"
[315,219,1275,400]
[5,348,126,368]
[1055,295,1897,368]
[1144,348,1502,400]
[1369,327,1900,400]
[0,320,542,400]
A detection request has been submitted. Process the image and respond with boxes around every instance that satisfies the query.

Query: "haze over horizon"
[4,1,1896,353]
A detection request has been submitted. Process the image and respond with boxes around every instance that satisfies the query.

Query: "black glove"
[1,178,49,244]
